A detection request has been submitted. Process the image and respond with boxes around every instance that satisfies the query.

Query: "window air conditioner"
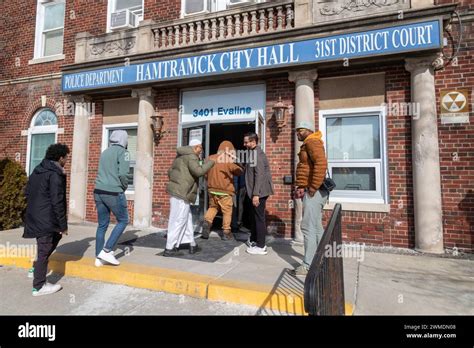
[110,9,139,30]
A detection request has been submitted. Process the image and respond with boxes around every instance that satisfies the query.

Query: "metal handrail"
[304,203,345,315]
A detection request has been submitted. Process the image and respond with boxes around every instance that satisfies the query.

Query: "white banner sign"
[181,84,265,124]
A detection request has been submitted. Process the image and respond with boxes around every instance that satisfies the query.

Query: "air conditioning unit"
[110,9,139,30]
[227,0,255,8]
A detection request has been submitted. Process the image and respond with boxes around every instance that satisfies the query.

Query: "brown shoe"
[221,230,233,241]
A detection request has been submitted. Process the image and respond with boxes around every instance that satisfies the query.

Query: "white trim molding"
[319,106,389,205]
[33,0,66,60]
[29,54,65,65]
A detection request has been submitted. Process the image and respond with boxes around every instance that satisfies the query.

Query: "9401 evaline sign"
[62,19,441,92]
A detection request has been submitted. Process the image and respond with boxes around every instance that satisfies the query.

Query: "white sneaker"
[32,282,62,297]
[98,250,120,265]
[94,258,104,267]
[27,267,34,278]
[246,245,268,255]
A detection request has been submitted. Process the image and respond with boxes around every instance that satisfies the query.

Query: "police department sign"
[62,20,441,92]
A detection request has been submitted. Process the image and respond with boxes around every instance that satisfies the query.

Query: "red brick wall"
[0,1,108,80]
[152,87,180,227]
[0,0,182,79]
[265,77,295,236]
[434,4,474,251]
[145,0,181,24]
[0,79,75,210]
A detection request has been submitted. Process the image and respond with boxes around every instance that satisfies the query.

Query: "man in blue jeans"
[94,130,130,267]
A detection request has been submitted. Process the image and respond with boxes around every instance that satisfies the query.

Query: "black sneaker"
[163,248,183,257]
[189,244,202,254]
[201,221,210,239]
[245,239,257,248]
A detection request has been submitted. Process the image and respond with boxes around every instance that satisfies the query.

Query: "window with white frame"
[182,0,266,17]
[107,0,144,31]
[33,0,65,59]
[319,107,388,204]
[102,124,138,192]
[27,109,58,175]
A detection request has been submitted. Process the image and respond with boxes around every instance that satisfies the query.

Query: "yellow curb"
[208,278,306,315]
[0,253,354,315]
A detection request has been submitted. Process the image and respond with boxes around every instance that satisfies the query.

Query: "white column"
[289,69,318,243]
[405,55,444,253]
[131,88,156,228]
[68,95,91,222]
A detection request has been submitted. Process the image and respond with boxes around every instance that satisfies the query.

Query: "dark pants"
[249,196,268,248]
[33,233,62,290]
[231,187,246,232]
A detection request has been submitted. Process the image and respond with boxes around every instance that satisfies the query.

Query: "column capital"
[288,69,318,83]
[132,87,156,99]
[405,54,444,73]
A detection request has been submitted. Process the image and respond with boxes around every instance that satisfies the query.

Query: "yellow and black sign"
[440,89,470,124]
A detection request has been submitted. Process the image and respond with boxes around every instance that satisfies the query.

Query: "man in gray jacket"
[94,130,130,267]
[165,139,214,257]
[243,132,274,255]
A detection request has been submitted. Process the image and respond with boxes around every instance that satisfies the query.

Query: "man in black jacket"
[23,143,70,296]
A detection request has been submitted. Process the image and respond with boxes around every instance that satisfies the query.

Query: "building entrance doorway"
[209,122,255,235]
[180,118,264,235]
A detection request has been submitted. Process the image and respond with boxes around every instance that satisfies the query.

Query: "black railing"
[304,203,345,315]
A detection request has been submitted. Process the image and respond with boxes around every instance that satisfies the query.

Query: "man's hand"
[60,230,68,236]
[252,195,260,207]
[294,188,305,199]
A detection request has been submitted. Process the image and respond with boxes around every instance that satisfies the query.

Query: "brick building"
[0,0,472,253]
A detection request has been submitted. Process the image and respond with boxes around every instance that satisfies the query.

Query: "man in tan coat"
[202,141,243,241]
[290,121,329,277]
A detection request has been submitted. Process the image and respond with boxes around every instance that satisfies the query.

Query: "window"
[27,109,58,175]
[33,0,65,58]
[102,124,138,192]
[107,0,144,31]
[182,0,265,16]
[319,107,388,204]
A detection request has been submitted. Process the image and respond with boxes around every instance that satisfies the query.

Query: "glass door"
[180,122,210,233]
[256,111,265,150]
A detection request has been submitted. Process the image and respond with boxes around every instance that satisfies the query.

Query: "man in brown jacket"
[290,121,329,277]
[202,141,243,241]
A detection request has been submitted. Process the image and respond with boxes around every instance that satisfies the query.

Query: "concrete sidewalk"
[0,223,472,315]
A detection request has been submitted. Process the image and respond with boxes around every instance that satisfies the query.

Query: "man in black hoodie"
[23,143,70,296]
